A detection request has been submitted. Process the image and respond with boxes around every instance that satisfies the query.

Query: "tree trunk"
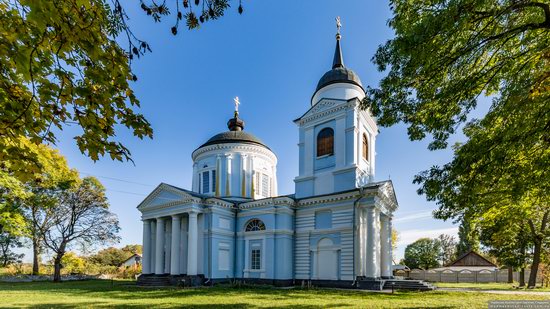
[519,268,525,287]
[53,254,63,282]
[508,267,513,283]
[32,238,40,275]
[528,238,542,288]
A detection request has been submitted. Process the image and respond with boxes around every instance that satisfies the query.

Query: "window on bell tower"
[362,133,369,161]
[317,127,334,157]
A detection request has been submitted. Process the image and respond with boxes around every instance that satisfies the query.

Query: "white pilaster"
[226,154,232,196]
[142,220,151,274]
[154,217,165,274]
[187,211,199,276]
[170,215,181,275]
[365,207,377,278]
[380,215,392,278]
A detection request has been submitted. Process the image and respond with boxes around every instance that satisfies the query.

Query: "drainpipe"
[352,186,365,287]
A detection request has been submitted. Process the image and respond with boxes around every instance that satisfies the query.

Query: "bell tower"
[294,18,378,199]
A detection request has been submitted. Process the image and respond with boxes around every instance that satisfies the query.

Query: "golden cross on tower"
[233,96,240,116]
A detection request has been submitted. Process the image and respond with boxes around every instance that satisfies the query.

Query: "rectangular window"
[212,170,216,193]
[315,211,332,229]
[261,174,269,197]
[202,171,210,193]
[251,249,261,270]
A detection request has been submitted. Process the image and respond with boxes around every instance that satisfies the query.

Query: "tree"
[391,229,399,262]
[403,238,441,270]
[60,252,86,275]
[138,0,240,33]
[456,218,480,256]
[0,230,24,267]
[89,247,132,267]
[479,213,531,285]
[367,0,550,288]
[40,177,120,282]
[0,1,153,167]
[122,244,142,255]
[20,143,78,275]
[437,234,457,266]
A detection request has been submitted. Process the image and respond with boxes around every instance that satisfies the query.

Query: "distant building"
[431,250,497,271]
[121,254,142,269]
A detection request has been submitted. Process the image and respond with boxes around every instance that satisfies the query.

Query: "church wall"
[233,204,294,281]
[203,208,236,279]
[295,199,357,281]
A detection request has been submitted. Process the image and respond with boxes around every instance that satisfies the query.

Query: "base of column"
[381,276,394,279]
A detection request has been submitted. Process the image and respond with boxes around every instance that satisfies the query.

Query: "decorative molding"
[239,197,296,209]
[192,143,277,163]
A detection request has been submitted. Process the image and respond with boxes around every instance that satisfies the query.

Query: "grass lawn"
[0,280,548,308]
[434,282,550,291]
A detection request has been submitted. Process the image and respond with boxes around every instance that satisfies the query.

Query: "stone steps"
[383,279,436,291]
[137,275,172,287]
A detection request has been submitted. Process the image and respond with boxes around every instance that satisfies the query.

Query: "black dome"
[197,130,269,150]
[315,66,363,93]
[313,33,364,96]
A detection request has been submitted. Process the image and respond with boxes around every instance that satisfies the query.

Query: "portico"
[141,210,200,277]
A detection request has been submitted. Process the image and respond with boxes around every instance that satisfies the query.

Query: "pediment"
[137,183,200,210]
[377,181,398,212]
[294,98,350,123]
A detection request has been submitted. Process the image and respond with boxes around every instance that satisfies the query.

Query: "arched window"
[362,133,369,161]
[245,219,266,232]
[317,128,334,157]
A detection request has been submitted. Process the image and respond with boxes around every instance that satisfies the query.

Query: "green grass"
[435,282,550,291]
[0,280,548,308]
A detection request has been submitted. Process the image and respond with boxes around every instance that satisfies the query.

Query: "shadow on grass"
[0,279,460,308]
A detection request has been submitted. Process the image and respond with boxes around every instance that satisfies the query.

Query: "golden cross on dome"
[336,16,342,35]
[233,96,240,116]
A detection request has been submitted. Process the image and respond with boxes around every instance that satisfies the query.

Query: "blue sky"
[44,0,490,261]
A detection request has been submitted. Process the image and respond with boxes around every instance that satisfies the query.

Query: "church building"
[137,23,398,290]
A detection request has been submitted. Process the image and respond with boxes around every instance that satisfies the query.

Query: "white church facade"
[137,26,398,290]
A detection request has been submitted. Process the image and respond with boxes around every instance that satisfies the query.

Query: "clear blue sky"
[47,0,489,261]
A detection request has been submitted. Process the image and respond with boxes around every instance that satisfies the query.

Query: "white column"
[187,211,198,276]
[170,215,181,275]
[380,215,393,278]
[150,220,156,271]
[358,208,365,276]
[164,220,171,274]
[142,220,151,274]
[374,208,381,278]
[154,217,165,274]
[365,207,377,278]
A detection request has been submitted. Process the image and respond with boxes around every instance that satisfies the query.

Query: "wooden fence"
[396,268,542,283]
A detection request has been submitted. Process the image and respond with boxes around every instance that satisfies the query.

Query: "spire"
[332,16,344,69]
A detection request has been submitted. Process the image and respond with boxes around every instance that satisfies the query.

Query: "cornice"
[192,143,277,163]
[239,196,296,210]
[296,99,357,126]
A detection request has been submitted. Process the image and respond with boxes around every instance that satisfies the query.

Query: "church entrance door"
[316,238,338,280]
